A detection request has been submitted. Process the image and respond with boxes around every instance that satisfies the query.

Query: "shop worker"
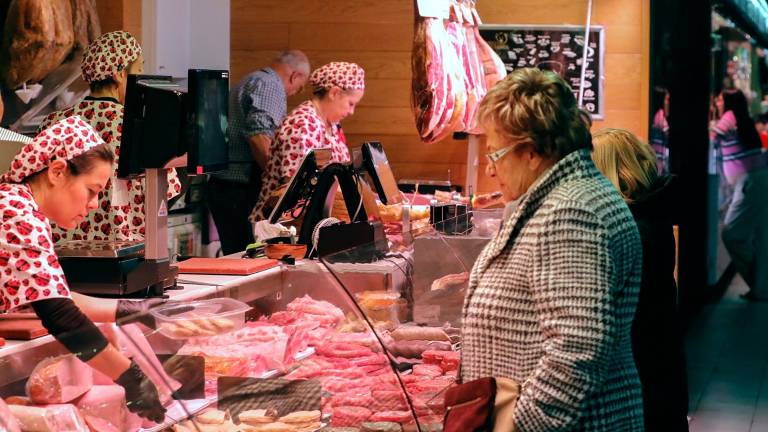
[208,50,310,255]
[250,61,365,222]
[38,30,181,244]
[0,117,166,422]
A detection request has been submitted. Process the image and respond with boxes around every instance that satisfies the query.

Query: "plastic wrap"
[25,355,93,404]
[7,404,88,432]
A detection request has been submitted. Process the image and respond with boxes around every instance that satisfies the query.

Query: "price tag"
[111,178,129,206]
[417,0,450,19]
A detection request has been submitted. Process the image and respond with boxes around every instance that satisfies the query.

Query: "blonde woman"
[593,128,689,432]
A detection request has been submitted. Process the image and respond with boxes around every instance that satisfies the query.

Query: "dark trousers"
[207,177,260,255]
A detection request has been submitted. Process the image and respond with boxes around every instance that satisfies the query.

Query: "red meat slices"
[370,410,414,423]
[329,392,375,408]
[422,350,459,364]
[322,376,371,394]
[372,389,408,411]
[350,354,388,367]
[412,364,443,378]
[331,406,372,427]
[317,342,373,359]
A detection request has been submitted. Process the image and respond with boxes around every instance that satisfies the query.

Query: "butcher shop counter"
[0,257,408,359]
[0,240,465,431]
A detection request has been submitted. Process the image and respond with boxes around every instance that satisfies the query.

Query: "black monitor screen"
[118,70,229,179]
[119,75,184,178]
[187,69,229,173]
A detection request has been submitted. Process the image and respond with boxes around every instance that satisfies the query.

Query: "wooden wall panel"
[95,0,141,43]
[231,0,651,193]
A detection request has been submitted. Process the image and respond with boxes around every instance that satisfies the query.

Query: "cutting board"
[174,258,279,275]
[0,318,48,339]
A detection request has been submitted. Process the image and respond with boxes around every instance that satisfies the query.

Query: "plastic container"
[355,291,402,325]
[151,298,250,339]
[471,208,504,237]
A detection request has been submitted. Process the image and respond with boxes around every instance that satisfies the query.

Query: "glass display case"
[0,223,490,432]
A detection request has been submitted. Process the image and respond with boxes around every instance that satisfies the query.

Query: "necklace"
[311,99,333,130]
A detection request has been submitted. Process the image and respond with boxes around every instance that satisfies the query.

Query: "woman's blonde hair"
[592,128,658,202]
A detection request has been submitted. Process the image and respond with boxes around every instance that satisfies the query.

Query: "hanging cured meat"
[411,0,506,143]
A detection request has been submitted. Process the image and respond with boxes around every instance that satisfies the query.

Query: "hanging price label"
[417,0,451,19]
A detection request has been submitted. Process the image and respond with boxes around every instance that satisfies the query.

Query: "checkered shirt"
[462,149,645,431]
[213,68,287,183]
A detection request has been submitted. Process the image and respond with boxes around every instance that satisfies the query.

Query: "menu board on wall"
[478,25,605,119]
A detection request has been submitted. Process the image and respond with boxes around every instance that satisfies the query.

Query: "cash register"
[266,141,401,260]
[56,70,229,297]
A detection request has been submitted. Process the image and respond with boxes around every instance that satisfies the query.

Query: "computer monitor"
[268,148,331,224]
[118,69,229,179]
[361,141,402,205]
[187,69,229,174]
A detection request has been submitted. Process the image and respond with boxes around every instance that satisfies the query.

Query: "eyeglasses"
[486,144,516,163]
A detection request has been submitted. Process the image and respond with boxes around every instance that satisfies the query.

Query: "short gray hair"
[273,50,310,76]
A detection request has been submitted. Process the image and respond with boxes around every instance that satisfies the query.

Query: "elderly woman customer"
[461,68,644,431]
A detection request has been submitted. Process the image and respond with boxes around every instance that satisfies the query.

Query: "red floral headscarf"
[81,31,142,83]
[309,62,365,91]
[1,116,105,183]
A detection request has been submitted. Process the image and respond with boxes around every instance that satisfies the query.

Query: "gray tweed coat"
[462,149,645,432]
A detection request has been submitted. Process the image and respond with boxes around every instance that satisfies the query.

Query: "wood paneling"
[95,0,142,43]
[231,0,651,193]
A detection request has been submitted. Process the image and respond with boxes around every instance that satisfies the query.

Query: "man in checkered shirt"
[208,51,310,255]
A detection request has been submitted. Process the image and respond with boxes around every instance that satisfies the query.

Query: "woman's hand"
[115,359,167,423]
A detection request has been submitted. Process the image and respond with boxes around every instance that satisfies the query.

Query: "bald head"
[271,50,310,96]
[273,50,310,76]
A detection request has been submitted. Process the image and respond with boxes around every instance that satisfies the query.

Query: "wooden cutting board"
[174,258,279,275]
[0,318,48,340]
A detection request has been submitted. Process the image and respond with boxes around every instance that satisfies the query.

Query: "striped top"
[711,111,768,183]
[649,109,669,175]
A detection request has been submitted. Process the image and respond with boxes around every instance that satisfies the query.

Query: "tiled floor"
[686,273,768,431]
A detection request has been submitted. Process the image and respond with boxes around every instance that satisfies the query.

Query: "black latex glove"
[115,360,167,423]
[116,298,167,328]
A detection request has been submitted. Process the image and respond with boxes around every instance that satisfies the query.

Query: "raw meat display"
[384,340,451,358]
[74,385,143,432]
[159,316,236,338]
[25,355,93,404]
[0,0,75,88]
[411,0,506,142]
[96,324,182,405]
[331,406,373,427]
[7,404,88,432]
[0,398,21,432]
[69,0,100,50]
[180,408,321,432]
[4,290,460,432]
[361,422,403,432]
[389,326,450,342]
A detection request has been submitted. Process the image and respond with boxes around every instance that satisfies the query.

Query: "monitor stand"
[58,168,178,298]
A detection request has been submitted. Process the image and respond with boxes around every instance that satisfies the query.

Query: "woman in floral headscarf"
[0,117,165,422]
[250,61,365,222]
[38,30,181,243]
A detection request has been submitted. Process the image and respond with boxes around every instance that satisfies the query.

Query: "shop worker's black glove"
[116,298,167,328]
[115,360,167,423]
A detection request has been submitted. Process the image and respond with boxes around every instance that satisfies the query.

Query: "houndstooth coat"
[462,149,645,432]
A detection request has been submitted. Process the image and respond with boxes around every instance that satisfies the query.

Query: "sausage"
[389,326,450,342]
[385,340,451,358]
